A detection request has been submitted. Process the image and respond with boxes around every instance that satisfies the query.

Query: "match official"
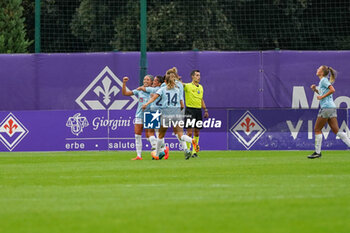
[184,70,209,158]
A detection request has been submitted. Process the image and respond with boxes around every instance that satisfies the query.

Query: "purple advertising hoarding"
[228,109,349,150]
[0,109,348,152]
[262,51,350,109]
[1,51,349,111]
[0,51,349,152]
[0,109,227,152]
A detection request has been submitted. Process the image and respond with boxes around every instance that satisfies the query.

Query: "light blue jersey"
[145,87,162,111]
[318,77,336,108]
[156,86,182,116]
[132,89,151,119]
[161,80,184,101]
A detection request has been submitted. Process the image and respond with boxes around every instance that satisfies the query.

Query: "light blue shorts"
[318,108,337,118]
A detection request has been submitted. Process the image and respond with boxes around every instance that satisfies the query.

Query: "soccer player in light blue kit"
[308,65,350,159]
[137,75,170,159]
[142,67,198,160]
[142,76,165,112]
[122,75,154,160]
[160,68,187,152]
[160,67,185,110]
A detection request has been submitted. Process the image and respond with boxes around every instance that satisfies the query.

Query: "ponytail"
[165,68,177,89]
[322,65,337,84]
[328,67,337,84]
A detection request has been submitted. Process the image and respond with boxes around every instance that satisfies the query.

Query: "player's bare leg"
[328,117,350,147]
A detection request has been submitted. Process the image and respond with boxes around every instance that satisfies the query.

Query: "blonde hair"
[173,67,180,80]
[165,67,177,89]
[322,65,337,84]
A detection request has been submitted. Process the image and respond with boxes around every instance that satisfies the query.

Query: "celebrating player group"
[122,67,208,160]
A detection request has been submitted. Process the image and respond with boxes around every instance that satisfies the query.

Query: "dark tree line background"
[2,0,350,53]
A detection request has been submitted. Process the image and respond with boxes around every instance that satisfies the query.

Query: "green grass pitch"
[0,150,349,233]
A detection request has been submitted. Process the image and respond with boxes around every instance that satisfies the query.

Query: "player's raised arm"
[122,77,133,96]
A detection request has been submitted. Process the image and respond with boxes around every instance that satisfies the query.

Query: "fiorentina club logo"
[76,66,138,110]
[66,113,89,136]
[0,113,29,151]
[230,111,266,150]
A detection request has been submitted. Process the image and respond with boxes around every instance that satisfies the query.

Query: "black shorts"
[185,107,203,129]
